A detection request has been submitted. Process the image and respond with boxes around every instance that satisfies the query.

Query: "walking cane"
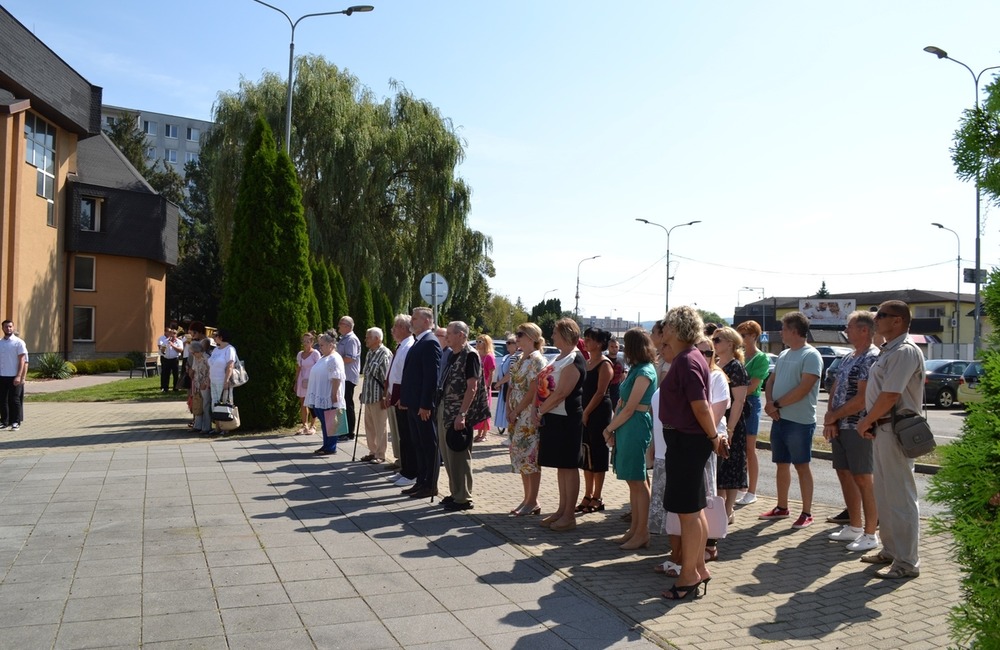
[351,400,364,461]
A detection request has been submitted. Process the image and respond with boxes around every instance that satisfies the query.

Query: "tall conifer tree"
[219,117,311,428]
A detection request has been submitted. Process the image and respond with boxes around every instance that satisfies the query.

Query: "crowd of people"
[186,299,928,597]
[4,296,930,598]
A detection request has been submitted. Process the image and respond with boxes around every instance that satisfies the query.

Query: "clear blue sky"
[7,0,1000,322]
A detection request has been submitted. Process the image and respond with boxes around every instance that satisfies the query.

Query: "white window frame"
[165,149,178,164]
[73,306,95,342]
[24,112,57,227]
[143,120,158,136]
[80,197,102,232]
[164,123,178,139]
[184,151,199,164]
[145,146,157,160]
[73,256,96,291]
[186,127,200,142]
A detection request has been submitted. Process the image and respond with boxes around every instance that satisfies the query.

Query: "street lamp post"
[635,219,701,313]
[252,1,374,155]
[924,45,1000,356]
[931,222,962,358]
[742,286,765,328]
[541,288,558,305]
[574,256,600,320]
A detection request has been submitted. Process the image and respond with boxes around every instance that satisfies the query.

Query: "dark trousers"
[344,381,357,435]
[407,407,440,489]
[0,376,21,425]
[160,357,179,391]
[395,407,418,480]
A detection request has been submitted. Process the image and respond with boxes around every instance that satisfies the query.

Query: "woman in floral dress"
[506,322,548,516]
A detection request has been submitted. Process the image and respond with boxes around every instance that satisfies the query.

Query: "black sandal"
[575,496,593,513]
[583,498,605,513]
[662,581,704,601]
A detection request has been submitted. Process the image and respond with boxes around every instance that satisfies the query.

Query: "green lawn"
[24,376,188,403]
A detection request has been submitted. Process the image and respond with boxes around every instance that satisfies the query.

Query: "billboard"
[799,299,856,327]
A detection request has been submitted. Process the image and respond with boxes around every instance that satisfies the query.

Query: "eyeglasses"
[699,349,714,357]
[711,337,723,344]
[875,312,900,320]
[515,332,526,338]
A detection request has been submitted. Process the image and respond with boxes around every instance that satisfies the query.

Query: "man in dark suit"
[399,306,442,499]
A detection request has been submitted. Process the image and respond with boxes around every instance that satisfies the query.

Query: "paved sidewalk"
[0,401,961,648]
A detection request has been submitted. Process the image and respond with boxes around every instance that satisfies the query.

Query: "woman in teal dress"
[603,327,658,550]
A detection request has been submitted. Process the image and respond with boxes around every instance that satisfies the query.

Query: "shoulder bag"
[891,405,936,459]
[231,357,249,387]
[212,388,241,431]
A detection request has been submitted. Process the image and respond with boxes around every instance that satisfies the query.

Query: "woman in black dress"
[578,327,613,514]
[713,326,750,522]
[534,318,586,531]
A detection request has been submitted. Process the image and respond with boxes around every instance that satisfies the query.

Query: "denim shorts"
[745,395,762,437]
[770,419,814,464]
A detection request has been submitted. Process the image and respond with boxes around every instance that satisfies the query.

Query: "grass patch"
[24,376,187,403]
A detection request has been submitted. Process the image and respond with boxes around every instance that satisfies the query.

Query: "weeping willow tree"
[202,56,493,320]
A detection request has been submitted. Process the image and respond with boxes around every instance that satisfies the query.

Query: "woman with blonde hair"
[534,318,586,531]
[506,323,547,516]
[658,307,727,600]
[295,331,320,434]
[735,320,768,505]
[473,334,496,442]
[712,326,750,521]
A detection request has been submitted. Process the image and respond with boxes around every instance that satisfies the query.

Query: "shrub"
[116,358,133,371]
[928,268,1000,648]
[36,352,74,379]
[125,351,145,368]
[70,358,130,375]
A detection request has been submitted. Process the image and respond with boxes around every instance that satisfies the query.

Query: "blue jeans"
[770,419,814,464]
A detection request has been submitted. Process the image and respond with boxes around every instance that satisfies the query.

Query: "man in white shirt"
[385,314,416,485]
[158,323,183,393]
[0,320,28,431]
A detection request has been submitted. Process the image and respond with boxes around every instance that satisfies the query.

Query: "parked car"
[923,359,969,408]
[813,345,852,384]
[957,361,985,406]
[823,355,844,393]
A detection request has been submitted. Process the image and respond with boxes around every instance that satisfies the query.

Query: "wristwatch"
[773,400,782,409]
[459,412,467,417]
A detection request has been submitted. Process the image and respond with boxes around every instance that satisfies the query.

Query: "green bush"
[125,351,145,368]
[928,268,1000,648]
[36,352,74,379]
[71,358,130,375]
[117,358,133,371]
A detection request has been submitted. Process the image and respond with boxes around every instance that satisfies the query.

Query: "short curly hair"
[662,305,704,346]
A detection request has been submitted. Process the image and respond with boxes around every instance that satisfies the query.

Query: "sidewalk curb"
[755,440,939,475]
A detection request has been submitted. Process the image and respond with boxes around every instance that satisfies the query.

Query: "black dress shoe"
[408,487,438,499]
[314,448,337,455]
[441,496,455,504]
[401,484,423,495]
[338,433,355,442]
[443,500,473,511]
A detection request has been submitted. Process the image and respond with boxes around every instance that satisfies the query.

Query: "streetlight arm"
[251,0,293,29]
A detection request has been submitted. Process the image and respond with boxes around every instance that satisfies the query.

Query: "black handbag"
[891,406,936,458]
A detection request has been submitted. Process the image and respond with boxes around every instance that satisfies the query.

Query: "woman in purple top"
[659,306,728,601]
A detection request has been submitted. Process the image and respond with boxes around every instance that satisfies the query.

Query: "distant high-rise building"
[101,105,213,180]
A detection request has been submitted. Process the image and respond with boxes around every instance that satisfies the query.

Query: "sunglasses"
[711,337,723,344]
[515,331,526,338]
[875,312,900,320]
[699,349,714,357]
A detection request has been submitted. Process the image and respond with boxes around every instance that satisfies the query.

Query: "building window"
[74,256,96,291]
[165,124,178,139]
[73,306,95,342]
[185,152,199,164]
[186,127,200,142]
[105,115,117,126]
[23,112,57,227]
[143,120,158,136]
[165,149,178,164]
[145,146,157,160]
[80,197,102,232]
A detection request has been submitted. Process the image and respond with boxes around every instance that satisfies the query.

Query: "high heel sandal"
[662,581,705,601]
[575,496,593,513]
[583,498,605,513]
[509,506,541,517]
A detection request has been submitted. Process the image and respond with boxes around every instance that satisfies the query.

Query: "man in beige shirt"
[856,300,925,579]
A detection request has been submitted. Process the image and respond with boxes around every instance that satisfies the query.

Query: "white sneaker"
[846,533,880,552]
[394,476,416,487]
[387,473,401,483]
[828,525,864,542]
[735,492,757,506]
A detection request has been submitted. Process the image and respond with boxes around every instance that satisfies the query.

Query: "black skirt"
[663,427,713,514]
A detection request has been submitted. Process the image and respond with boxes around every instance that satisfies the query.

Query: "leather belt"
[875,417,892,427]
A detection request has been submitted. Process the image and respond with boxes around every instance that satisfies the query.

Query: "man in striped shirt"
[359,327,393,464]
